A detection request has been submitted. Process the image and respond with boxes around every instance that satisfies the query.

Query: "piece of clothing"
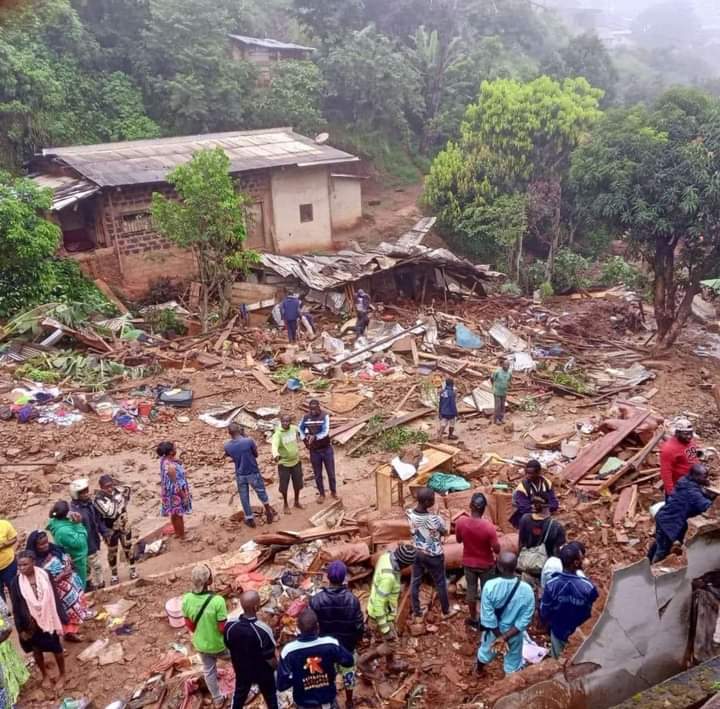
[510,477,559,528]
[438,385,458,419]
[411,551,450,616]
[550,631,567,659]
[355,312,369,336]
[654,475,713,548]
[278,463,303,496]
[93,486,131,533]
[231,666,278,709]
[225,436,261,477]
[286,318,299,342]
[455,516,499,569]
[0,558,17,603]
[464,566,496,603]
[46,517,89,587]
[299,411,331,449]
[70,499,108,556]
[540,572,599,643]
[494,395,507,424]
[224,615,276,678]
[18,566,64,637]
[272,425,301,468]
[309,586,364,652]
[491,368,513,397]
[518,514,566,558]
[367,551,401,634]
[200,650,229,702]
[159,457,193,517]
[437,417,457,435]
[0,520,17,572]
[107,527,135,576]
[0,596,30,707]
[337,652,358,690]
[355,293,370,314]
[182,592,228,655]
[406,509,447,557]
[236,471,270,521]
[660,436,701,495]
[310,447,336,496]
[648,525,678,564]
[281,296,302,323]
[540,557,587,590]
[87,552,104,589]
[477,576,535,674]
[277,633,353,708]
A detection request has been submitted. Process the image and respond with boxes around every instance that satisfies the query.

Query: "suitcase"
[158,388,193,408]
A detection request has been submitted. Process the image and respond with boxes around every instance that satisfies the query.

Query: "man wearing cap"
[359,544,416,675]
[309,561,364,709]
[660,418,701,496]
[355,289,372,337]
[70,479,111,591]
[93,475,137,585]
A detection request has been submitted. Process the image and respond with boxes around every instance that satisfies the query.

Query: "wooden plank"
[626,484,639,521]
[230,281,278,306]
[251,369,278,392]
[597,426,665,492]
[562,409,651,483]
[329,413,375,439]
[613,486,634,526]
[410,338,419,367]
[94,279,129,315]
[615,468,661,491]
[189,282,202,311]
[333,422,367,445]
[395,384,418,414]
[213,315,238,352]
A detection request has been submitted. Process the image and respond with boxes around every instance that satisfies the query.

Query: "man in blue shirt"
[437,378,458,440]
[299,400,336,502]
[280,292,302,343]
[224,423,275,528]
[540,544,599,657]
[277,608,353,709]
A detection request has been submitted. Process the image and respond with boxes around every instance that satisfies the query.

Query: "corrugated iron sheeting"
[30,174,99,211]
[228,34,315,52]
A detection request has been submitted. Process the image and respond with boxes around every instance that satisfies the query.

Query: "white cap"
[69,478,89,499]
[672,417,694,434]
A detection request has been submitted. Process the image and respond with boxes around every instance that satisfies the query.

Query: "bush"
[500,282,522,296]
[600,256,645,290]
[525,261,547,294]
[539,281,555,299]
[552,248,591,293]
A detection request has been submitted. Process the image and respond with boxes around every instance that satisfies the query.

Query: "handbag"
[517,520,554,575]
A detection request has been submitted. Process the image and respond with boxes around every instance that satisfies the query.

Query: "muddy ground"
[2,294,720,708]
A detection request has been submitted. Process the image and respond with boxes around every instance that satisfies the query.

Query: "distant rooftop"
[228,34,315,52]
[39,128,358,188]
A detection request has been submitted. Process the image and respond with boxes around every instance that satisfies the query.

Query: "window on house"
[120,211,152,234]
[299,203,314,223]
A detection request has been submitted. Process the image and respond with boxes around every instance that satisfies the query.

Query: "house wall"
[271,165,333,253]
[330,176,363,231]
[235,170,273,249]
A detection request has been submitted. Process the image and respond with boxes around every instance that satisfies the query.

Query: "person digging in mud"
[475,551,534,676]
[358,543,417,677]
[271,414,304,514]
[224,423,276,529]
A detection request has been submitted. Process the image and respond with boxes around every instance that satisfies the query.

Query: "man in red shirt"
[455,492,501,629]
[660,418,701,496]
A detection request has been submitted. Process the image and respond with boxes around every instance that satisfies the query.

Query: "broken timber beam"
[597,426,665,492]
[612,484,638,526]
[562,408,651,484]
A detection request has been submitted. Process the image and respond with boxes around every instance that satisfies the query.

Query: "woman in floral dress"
[0,595,29,708]
[26,530,90,642]
[157,441,193,540]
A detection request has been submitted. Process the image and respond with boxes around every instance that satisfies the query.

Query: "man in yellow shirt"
[0,519,18,601]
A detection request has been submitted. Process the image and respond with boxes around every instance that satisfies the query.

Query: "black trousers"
[232,667,278,709]
[411,551,450,616]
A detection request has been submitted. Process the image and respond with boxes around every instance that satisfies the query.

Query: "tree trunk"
[656,276,701,349]
[515,230,523,284]
[653,239,675,342]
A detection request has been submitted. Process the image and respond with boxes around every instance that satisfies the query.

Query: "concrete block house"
[29,128,363,297]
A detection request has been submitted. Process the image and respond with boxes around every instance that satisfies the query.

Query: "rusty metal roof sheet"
[30,174,99,211]
[228,34,315,52]
[40,128,358,187]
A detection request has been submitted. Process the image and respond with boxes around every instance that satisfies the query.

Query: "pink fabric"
[19,567,64,636]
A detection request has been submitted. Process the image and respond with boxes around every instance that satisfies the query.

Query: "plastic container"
[138,400,152,417]
[165,596,185,628]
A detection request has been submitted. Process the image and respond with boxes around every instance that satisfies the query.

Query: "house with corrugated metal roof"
[29,128,364,296]
[228,35,315,84]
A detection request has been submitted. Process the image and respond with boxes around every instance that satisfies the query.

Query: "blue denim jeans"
[236,472,269,520]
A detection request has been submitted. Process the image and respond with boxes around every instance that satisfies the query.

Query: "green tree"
[0,173,61,317]
[570,88,720,347]
[151,148,260,330]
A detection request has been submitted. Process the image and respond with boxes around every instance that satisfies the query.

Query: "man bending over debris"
[272,414,304,514]
[224,590,278,709]
[437,377,458,440]
[310,561,364,709]
[277,608,353,709]
[280,291,302,343]
[224,423,276,529]
[510,460,559,528]
[660,418,701,496]
[649,464,717,563]
[93,475,137,585]
[491,360,512,425]
[476,552,535,675]
[69,479,110,591]
[407,487,457,622]
[299,399,337,502]
[359,543,417,676]
[540,544,598,657]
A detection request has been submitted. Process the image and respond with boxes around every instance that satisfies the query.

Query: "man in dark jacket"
[510,460,560,528]
[299,400,336,502]
[277,608,353,709]
[354,289,372,337]
[70,478,110,591]
[224,590,278,709]
[280,292,302,343]
[309,561,364,709]
[648,464,717,563]
[437,378,458,440]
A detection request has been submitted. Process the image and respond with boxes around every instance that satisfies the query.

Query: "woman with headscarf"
[46,500,89,588]
[9,551,67,689]
[157,442,193,540]
[27,530,90,642]
[0,594,30,708]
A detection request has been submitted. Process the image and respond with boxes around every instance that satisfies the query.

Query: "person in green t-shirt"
[182,564,228,707]
[271,414,304,514]
[491,360,513,425]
